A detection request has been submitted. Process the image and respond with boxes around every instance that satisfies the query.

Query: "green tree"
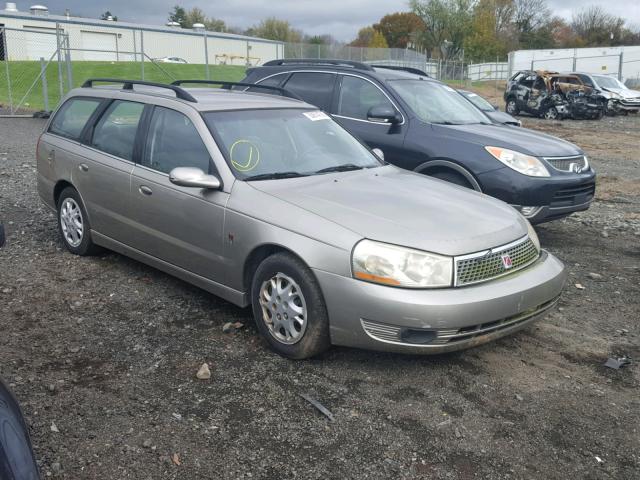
[250,17,303,42]
[464,0,506,61]
[184,7,206,28]
[373,12,426,48]
[168,5,187,26]
[410,0,474,59]
[205,18,227,32]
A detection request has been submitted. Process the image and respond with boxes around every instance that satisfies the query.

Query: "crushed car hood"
[432,123,581,157]
[249,166,527,256]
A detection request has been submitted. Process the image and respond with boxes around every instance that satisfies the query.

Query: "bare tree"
[572,6,625,45]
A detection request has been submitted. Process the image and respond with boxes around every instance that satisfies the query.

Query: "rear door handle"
[79,164,89,172]
[139,185,153,196]
[47,150,55,163]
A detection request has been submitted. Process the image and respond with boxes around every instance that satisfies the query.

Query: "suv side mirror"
[372,148,385,161]
[492,104,500,111]
[367,105,401,124]
[169,167,221,190]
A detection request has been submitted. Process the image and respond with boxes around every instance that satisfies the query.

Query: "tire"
[505,98,519,115]
[251,252,330,359]
[542,107,559,120]
[56,187,101,256]
[429,170,475,190]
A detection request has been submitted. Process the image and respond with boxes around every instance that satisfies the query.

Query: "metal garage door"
[81,31,117,61]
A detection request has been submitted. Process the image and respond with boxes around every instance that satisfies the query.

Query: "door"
[80,31,117,61]
[129,106,228,283]
[78,99,145,243]
[331,74,407,166]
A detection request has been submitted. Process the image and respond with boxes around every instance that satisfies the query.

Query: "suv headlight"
[527,221,541,253]
[352,240,452,288]
[485,146,550,177]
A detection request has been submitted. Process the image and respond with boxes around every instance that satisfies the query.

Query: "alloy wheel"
[259,272,308,344]
[60,198,84,247]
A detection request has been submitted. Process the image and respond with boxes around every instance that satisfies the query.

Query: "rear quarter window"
[49,97,102,140]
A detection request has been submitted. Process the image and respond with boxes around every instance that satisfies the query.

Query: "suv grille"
[544,155,588,173]
[455,236,539,286]
[551,182,596,207]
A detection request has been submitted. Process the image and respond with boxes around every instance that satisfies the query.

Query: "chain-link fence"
[1,24,510,115]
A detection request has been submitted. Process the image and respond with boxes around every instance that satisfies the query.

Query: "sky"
[5,0,640,41]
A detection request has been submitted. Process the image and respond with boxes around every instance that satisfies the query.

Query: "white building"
[0,3,284,65]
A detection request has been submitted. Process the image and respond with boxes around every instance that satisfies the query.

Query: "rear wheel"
[250,253,330,359]
[57,187,101,256]
[542,107,559,120]
[506,98,519,115]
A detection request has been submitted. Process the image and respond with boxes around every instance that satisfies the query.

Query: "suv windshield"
[204,109,382,180]
[592,75,625,89]
[389,80,490,125]
[461,91,494,112]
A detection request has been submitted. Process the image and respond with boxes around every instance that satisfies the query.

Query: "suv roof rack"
[81,78,197,102]
[370,65,429,77]
[170,79,304,101]
[262,59,374,71]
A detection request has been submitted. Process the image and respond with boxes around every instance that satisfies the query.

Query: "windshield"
[204,109,382,180]
[389,80,490,125]
[461,91,494,111]
[593,75,625,89]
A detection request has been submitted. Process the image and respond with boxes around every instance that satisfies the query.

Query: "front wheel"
[542,107,559,120]
[506,98,519,115]
[428,170,476,190]
[251,253,330,359]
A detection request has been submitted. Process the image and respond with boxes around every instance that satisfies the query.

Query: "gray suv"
[37,78,566,359]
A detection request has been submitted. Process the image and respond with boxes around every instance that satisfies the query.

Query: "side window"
[142,106,211,175]
[337,76,394,120]
[49,98,101,140]
[91,100,144,161]
[283,72,336,110]
[257,73,288,87]
[579,75,594,87]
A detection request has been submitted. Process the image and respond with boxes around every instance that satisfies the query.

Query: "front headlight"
[526,221,541,253]
[485,146,550,177]
[352,240,452,288]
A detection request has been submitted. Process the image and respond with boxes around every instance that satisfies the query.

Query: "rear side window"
[91,100,144,161]
[283,72,336,110]
[49,98,101,140]
[256,73,288,87]
[141,106,211,174]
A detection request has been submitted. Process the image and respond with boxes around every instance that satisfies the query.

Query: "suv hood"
[432,123,581,158]
[249,166,527,256]
[601,87,640,99]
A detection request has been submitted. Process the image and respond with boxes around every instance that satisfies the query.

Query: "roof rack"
[81,78,197,102]
[262,59,374,71]
[170,79,304,101]
[370,65,430,77]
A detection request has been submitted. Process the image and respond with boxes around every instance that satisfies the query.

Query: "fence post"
[56,23,64,102]
[65,34,73,90]
[618,52,624,81]
[572,48,577,71]
[3,28,14,114]
[204,31,210,79]
[140,30,145,80]
[40,57,49,112]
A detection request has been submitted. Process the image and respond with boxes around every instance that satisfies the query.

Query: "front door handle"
[79,164,89,172]
[139,185,153,196]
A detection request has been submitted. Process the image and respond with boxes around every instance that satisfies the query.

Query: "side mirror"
[169,167,221,190]
[367,105,401,124]
[492,104,500,111]
[372,148,385,161]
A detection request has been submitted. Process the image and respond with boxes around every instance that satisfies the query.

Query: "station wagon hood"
[248,166,528,256]
[432,123,581,157]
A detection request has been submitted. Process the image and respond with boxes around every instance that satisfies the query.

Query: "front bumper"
[315,251,566,354]
[478,167,596,224]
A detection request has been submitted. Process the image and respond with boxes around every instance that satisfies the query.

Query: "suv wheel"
[542,107,559,120]
[429,170,476,190]
[57,187,101,256]
[251,253,330,359]
[506,98,519,115]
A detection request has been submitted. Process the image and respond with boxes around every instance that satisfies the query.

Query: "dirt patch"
[0,117,639,479]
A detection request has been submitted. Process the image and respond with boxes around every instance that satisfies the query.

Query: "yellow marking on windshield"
[230,139,260,172]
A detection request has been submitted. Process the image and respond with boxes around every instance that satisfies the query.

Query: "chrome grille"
[455,236,539,287]
[544,155,588,172]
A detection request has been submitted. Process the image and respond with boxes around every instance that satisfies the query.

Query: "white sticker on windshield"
[303,111,330,121]
[468,93,479,97]
[442,85,456,92]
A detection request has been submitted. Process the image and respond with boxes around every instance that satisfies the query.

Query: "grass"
[0,61,246,112]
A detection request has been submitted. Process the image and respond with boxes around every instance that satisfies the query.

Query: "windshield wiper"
[314,164,364,174]
[244,171,309,181]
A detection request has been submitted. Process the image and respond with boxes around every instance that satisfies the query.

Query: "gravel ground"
[1,115,639,480]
